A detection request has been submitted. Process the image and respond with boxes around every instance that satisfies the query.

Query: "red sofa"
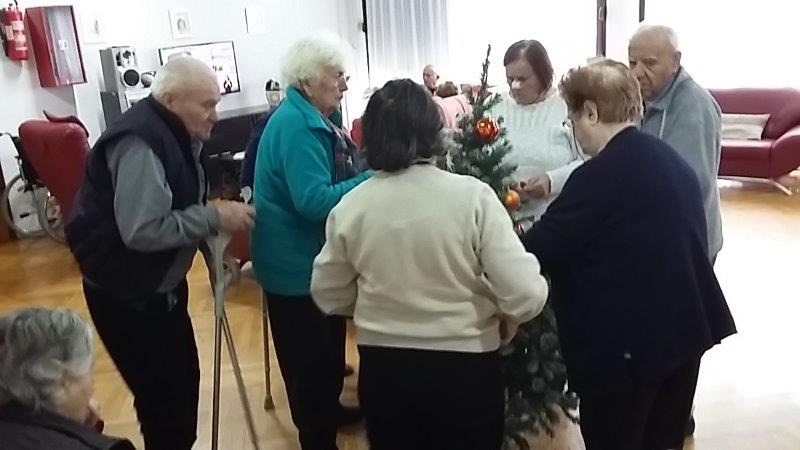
[710,88,800,191]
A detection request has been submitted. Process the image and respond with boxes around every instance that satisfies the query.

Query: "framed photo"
[81,7,107,44]
[159,41,241,95]
[169,9,192,39]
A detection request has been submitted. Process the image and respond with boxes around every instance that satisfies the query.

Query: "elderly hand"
[83,398,104,432]
[520,174,552,198]
[499,319,519,346]
[213,200,255,233]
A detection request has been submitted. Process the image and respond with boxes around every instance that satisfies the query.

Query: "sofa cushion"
[768,99,800,139]
[720,139,774,161]
[710,88,800,139]
[721,113,770,140]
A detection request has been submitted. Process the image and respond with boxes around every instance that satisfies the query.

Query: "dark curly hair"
[362,79,446,172]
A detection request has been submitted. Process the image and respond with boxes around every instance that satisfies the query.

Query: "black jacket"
[239,107,277,190]
[523,127,736,394]
[66,96,205,298]
[0,402,135,450]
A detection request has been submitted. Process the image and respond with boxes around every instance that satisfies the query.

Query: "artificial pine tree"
[449,47,514,195]
[447,45,579,450]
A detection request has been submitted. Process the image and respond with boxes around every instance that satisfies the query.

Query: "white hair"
[152,56,216,100]
[632,24,680,52]
[281,32,350,88]
[0,308,94,411]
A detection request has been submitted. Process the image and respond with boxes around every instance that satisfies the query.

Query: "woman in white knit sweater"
[489,39,587,222]
[311,79,548,450]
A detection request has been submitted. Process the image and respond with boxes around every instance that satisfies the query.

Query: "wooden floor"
[1,177,799,450]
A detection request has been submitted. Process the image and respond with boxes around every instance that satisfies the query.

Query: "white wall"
[335,0,371,126]
[606,0,641,64]
[73,0,358,140]
[446,0,597,89]
[645,0,800,89]
[2,0,364,143]
[1,0,364,230]
[607,0,800,89]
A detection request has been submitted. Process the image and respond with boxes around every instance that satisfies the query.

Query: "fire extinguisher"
[1,0,27,61]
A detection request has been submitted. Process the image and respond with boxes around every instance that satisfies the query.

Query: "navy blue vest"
[66,96,205,297]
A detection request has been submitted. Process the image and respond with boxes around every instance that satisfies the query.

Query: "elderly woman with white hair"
[0,308,134,449]
[250,34,369,449]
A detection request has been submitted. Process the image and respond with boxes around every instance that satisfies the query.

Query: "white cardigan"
[311,164,548,353]
[488,92,586,220]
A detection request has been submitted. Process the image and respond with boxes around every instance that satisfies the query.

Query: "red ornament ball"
[474,117,500,143]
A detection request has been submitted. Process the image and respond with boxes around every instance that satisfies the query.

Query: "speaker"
[99,46,150,129]
[100,46,141,92]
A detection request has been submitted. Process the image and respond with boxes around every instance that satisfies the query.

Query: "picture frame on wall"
[169,9,192,39]
[80,7,107,44]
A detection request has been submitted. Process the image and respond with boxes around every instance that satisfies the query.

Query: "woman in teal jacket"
[250,35,370,450]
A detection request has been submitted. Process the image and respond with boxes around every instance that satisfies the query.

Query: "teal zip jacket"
[251,87,370,295]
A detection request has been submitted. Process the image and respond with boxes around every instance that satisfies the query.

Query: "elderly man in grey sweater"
[629,24,723,262]
[66,57,254,449]
[629,24,724,437]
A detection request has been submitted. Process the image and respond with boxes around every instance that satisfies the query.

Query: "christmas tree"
[448,45,579,449]
[449,47,514,195]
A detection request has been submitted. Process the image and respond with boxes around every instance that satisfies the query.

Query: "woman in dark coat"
[522,60,736,450]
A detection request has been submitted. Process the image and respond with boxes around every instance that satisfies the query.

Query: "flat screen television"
[158,40,240,95]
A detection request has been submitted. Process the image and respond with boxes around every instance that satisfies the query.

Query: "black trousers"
[358,345,504,450]
[84,280,199,450]
[265,292,346,450]
[579,355,702,450]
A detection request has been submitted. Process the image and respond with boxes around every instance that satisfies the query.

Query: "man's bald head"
[423,64,439,91]
[152,56,217,100]
[631,25,680,53]
[152,57,221,141]
[628,24,682,100]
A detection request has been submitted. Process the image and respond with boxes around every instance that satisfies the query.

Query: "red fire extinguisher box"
[26,5,86,87]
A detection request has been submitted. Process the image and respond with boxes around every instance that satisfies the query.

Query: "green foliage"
[501,305,579,449]
[447,45,578,449]
[449,45,516,196]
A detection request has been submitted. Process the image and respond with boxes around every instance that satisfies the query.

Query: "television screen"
[158,41,241,95]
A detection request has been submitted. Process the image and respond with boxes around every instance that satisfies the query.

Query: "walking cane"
[206,232,261,450]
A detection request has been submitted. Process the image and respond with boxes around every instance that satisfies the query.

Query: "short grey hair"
[0,308,94,411]
[281,32,350,88]
[632,24,680,52]
[152,56,216,100]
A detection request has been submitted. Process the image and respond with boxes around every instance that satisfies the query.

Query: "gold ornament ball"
[504,188,521,211]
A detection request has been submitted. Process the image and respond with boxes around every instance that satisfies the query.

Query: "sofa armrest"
[771,124,800,177]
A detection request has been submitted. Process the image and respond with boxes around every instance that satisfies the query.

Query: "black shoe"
[685,415,696,436]
[344,364,355,377]
[337,405,363,428]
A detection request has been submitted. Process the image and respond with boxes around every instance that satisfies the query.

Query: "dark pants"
[579,355,702,450]
[358,345,504,450]
[84,280,199,450]
[265,292,346,450]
